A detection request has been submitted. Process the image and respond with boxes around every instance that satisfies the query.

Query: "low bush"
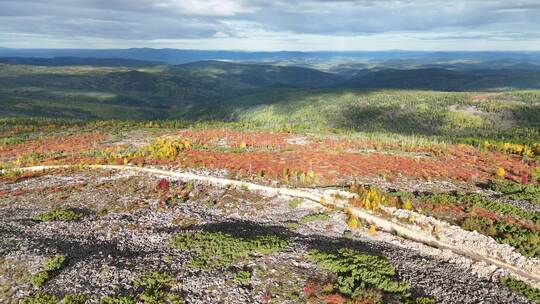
[395,191,540,258]
[482,141,537,158]
[30,255,67,288]
[158,181,193,207]
[299,213,331,224]
[139,138,191,160]
[419,192,540,225]
[486,179,540,205]
[100,296,136,304]
[307,249,410,299]
[468,195,540,224]
[349,186,389,212]
[234,271,252,286]
[62,294,88,304]
[461,217,540,258]
[133,272,181,304]
[533,168,540,182]
[30,271,49,288]
[32,209,83,222]
[288,198,303,209]
[501,277,540,304]
[306,248,435,303]
[0,166,20,178]
[171,231,287,269]
[44,255,66,272]
[20,293,57,304]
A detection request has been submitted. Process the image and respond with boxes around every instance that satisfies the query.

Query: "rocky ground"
[0,169,535,304]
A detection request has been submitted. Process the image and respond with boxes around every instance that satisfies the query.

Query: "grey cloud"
[0,0,539,48]
[237,0,540,34]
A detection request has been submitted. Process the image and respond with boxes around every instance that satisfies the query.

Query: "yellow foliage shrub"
[483,141,537,158]
[402,200,413,211]
[349,186,387,213]
[140,138,191,160]
[368,224,377,236]
[496,167,506,178]
[347,214,359,229]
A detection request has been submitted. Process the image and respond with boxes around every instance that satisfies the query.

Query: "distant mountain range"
[0,57,162,67]
[1,48,540,64]
[1,59,539,94]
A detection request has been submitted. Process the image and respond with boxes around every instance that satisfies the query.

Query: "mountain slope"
[341,68,477,91]
[341,68,540,91]
[170,60,345,88]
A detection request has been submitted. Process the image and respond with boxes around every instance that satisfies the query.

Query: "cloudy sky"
[0,0,539,50]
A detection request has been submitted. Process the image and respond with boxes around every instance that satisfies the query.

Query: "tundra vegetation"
[1,59,539,303]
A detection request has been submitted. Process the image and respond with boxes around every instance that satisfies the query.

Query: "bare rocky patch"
[0,170,535,303]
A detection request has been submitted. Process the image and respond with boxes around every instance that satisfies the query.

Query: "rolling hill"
[0,59,539,143]
[341,68,540,91]
[170,60,345,88]
[0,57,163,67]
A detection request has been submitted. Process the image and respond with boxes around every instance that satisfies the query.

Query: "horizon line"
[2,47,540,53]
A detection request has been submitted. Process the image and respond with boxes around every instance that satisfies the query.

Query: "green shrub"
[100,272,181,304]
[31,255,68,288]
[234,271,251,286]
[288,198,303,209]
[0,166,20,178]
[133,272,181,304]
[20,293,57,304]
[283,221,299,230]
[461,217,540,258]
[443,111,485,132]
[32,209,83,222]
[44,255,67,272]
[31,271,49,288]
[411,298,437,304]
[533,168,540,182]
[307,248,410,299]
[0,135,27,146]
[202,199,215,208]
[134,272,174,293]
[501,277,540,304]
[96,208,109,216]
[407,191,540,258]
[307,248,437,303]
[164,195,186,206]
[486,179,540,205]
[467,194,540,224]
[62,294,88,304]
[100,296,136,304]
[171,231,287,269]
[420,192,540,227]
[299,213,331,224]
